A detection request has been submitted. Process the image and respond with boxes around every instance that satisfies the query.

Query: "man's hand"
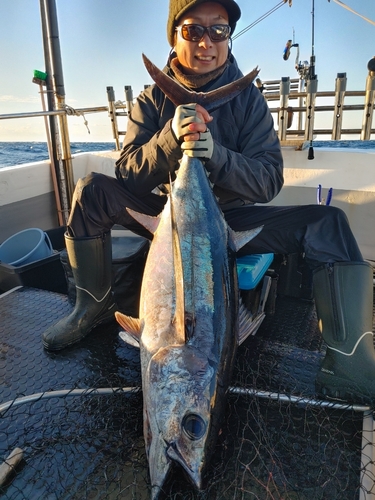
[172,104,198,142]
[172,103,214,161]
[181,128,213,160]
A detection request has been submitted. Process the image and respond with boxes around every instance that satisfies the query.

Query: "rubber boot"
[42,232,117,351]
[313,261,375,404]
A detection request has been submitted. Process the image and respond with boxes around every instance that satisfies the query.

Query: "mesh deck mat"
[0,286,374,499]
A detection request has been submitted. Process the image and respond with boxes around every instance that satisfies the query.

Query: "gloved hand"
[171,103,198,143]
[181,128,214,160]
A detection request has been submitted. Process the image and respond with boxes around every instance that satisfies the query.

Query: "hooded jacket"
[115,54,284,208]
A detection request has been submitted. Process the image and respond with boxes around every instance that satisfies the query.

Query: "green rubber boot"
[313,261,375,404]
[42,232,117,351]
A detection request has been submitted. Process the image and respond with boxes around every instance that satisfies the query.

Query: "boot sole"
[43,305,117,352]
[316,372,375,406]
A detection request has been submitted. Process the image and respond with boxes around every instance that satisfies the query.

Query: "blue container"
[236,253,274,290]
[0,228,53,267]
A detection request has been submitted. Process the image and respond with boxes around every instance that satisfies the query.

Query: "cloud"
[0,95,39,104]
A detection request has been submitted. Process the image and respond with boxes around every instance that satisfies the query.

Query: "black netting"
[0,285,374,499]
[0,386,372,499]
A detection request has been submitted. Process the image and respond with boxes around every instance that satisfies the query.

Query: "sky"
[0,0,374,142]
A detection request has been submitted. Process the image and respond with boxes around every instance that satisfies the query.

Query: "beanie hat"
[167,0,241,47]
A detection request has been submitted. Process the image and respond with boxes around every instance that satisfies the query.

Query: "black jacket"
[115,54,284,208]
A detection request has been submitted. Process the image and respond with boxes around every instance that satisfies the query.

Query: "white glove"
[181,128,214,161]
[171,103,198,142]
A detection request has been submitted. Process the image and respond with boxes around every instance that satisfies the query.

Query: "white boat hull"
[1,147,374,262]
[267,147,375,262]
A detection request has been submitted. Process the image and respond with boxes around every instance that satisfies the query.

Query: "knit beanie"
[167,0,241,46]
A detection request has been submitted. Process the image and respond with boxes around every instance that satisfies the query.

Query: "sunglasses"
[175,24,231,43]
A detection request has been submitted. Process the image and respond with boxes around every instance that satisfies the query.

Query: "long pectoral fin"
[169,173,187,343]
[229,225,263,253]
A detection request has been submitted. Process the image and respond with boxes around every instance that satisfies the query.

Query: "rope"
[63,104,90,134]
[232,0,290,41]
[329,0,375,27]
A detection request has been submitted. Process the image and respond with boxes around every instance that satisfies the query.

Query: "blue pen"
[316,184,322,205]
[326,188,333,206]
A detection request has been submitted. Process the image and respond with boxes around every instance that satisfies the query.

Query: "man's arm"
[115,87,182,196]
[206,87,284,204]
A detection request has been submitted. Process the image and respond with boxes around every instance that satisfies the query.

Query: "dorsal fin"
[229,225,263,253]
[142,53,260,112]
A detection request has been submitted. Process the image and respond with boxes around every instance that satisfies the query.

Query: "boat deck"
[0,279,374,499]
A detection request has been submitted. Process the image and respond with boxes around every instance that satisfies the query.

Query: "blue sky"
[0,0,374,142]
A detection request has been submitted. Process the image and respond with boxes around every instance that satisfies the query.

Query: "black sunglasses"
[175,24,231,43]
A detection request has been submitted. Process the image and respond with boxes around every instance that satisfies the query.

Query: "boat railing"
[1,66,374,155]
[260,59,375,148]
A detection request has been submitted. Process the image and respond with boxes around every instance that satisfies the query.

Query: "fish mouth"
[167,442,203,490]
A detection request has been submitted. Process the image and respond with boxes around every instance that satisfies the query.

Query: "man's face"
[174,2,230,75]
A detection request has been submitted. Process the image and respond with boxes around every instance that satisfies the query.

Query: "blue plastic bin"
[0,228,53,267]
[236,253,274,290]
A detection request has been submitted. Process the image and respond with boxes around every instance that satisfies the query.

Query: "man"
[42,0,375,405]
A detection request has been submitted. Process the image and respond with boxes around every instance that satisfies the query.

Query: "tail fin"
[142,54,259,112]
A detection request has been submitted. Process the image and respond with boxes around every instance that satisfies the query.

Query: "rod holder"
[332,72,347,140]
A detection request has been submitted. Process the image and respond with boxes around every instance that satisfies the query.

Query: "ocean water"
[0,140,374,168]
[0,142,116,168]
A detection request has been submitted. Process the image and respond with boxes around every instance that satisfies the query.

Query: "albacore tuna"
[115,55,261,499]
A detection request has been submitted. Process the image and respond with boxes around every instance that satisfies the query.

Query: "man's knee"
[76,172,106,191]
[323,205,349,226]
[74,173,110,203]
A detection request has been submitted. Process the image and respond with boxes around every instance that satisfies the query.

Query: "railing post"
[124,85,134,116]
[332,73,347,140]
[304,77,318,142]
[278,77,290,141]
[360,57,375,141]
[297,78,305,132]
[106,86,120,150]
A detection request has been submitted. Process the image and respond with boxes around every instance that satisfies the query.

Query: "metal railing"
[261,64,375,145]
[1,72,374,155]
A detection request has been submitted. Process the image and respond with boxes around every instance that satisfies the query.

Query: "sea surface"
[0,140,375,168]
[0,142,116,168]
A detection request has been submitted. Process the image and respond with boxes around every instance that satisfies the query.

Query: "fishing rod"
[232,0,291,41]
[307,0,317,159]
[329,0,375,27]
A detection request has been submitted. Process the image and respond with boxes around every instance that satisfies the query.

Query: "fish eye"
[182,413,207,440]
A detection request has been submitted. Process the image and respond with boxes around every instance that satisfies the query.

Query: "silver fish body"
[116,154,261,498]
[115,55,261,499]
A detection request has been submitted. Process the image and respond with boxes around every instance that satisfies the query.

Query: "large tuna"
[115,56,261,499]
